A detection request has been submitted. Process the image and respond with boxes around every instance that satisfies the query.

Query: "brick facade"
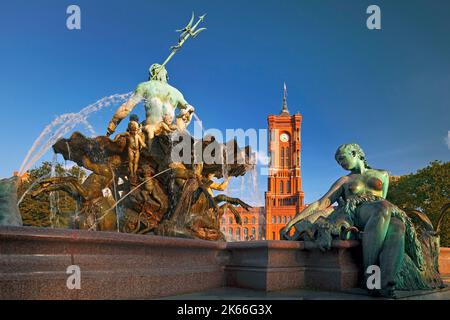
[222,85,305,241]
[264,89,305,239]
[221,207,265,241]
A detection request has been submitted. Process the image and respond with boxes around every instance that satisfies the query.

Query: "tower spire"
[280,82,290,115]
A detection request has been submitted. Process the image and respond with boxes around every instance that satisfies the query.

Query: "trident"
[152,12,207,80]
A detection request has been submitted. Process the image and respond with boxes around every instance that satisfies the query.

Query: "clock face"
[280,133,290,142]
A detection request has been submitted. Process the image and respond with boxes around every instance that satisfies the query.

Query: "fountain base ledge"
[0,226,449,300]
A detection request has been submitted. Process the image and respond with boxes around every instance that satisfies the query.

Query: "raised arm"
[138,135,147,150]
[176,91,195,113]
[282,176,347,234]
[107,93,143,136]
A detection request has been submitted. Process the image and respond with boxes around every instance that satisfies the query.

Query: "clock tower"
[265,84,305,240]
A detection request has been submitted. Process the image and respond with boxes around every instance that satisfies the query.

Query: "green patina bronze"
[0,177,23,226]
[280,143,446,298]
[106,13,206,141]
[158,12,206,77]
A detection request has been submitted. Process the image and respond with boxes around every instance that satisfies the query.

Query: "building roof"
[280,82,290,116]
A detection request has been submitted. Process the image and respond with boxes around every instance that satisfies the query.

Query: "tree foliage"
[18,162,86,228]
[387,161,450,246]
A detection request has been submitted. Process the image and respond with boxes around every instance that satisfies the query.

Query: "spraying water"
[258,209,266,240]
[17,173,51,206]
[92,168,173,229]
[192,113,204,135]
[221,146,229,180]
[49,153,59,228]
[250,165,260,203]
[65,142,72,162]
[111,171,120,232]
[19,92,132,175]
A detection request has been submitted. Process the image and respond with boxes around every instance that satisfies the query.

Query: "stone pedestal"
[225,241,305,291]
[225,240,361,292]
[0,226,226,299]
[0,226,448,299]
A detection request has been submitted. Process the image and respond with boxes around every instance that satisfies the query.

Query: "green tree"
[387,161,450,246]
[18,162,86,228]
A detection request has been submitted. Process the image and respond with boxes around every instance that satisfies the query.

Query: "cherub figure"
[106,64,195,142]
[129,114,140,126]
[129,114,146,140]
[122,120,147,183]
[154,113,178,136]
[141,165,164,210]
[176,108,194,132]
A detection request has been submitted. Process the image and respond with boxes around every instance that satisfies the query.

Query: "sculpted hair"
[149,64,169,81]
[335,143,372,169]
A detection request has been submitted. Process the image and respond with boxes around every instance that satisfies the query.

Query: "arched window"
[252,227,256,235]
[222,217,226,225]
[236,228,241,241]
[280,181,284,194]
[281,147,285,168]
[229,217,233,224]
[228,228,233,236]
[244,228,248,239]
[252,217,256,224]
[287,181,291,194]
[244,217,248,224]
[288,217,291,222]
[277,216,281,224]
[272,216,275,224]
[282,216,286,224]
[286,147,290,167]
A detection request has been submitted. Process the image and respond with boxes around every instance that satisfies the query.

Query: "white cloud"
[446,131,450,150]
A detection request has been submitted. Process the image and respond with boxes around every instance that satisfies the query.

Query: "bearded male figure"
[106,64,195,142]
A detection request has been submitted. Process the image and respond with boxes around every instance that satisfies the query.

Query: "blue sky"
[0,0,449,205]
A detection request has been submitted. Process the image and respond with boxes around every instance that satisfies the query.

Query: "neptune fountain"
[0,13,254,241]
[0,13,448,300]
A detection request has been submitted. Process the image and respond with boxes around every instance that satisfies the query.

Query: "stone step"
[442,275,450,284]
